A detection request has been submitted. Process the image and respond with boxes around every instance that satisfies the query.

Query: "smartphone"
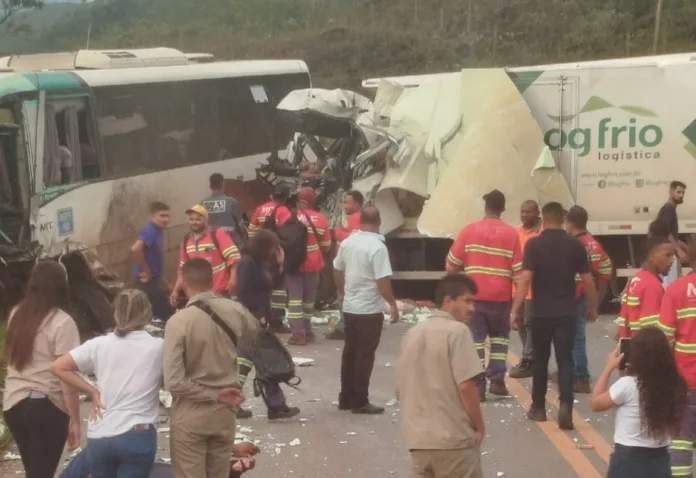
[619,337,631,370]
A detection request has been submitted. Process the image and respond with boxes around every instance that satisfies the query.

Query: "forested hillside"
[2,0,696,87]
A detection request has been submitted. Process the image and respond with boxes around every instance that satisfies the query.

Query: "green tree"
[1,0,44,26]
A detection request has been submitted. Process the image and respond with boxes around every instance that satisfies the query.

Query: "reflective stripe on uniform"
[464,244,514,258]
[464,266,512,278]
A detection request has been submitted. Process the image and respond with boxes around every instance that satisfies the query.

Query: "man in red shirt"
[561,206,612,393]
[169,205,240,304]
[334,191,364,247]
[446,190,522,400]
[659,239,696,477]
[618,236,675,338]
[248,184,292,334]
[327,190,365,341]
[509,200,542,379]
[283,187,332,345]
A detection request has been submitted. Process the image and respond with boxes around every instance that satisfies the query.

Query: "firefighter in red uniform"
[326,190,364,341]
[446,189,522,401]
[618,236,675,338]
[660,238,696,477]
[248,184,293,334]
[558,206,612,393]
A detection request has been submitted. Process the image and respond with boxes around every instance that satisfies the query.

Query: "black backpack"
[266,207,317,274]
[187,301,300,407]
[250,330,301,405]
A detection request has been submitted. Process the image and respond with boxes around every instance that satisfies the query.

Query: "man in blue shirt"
[131,201,175,322]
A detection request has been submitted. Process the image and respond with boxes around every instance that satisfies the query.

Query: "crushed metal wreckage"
[258,88,398,229]
[267,73,573,237]
[0,238,120,339]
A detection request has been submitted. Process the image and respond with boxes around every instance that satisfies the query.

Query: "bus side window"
[44,97,100,188]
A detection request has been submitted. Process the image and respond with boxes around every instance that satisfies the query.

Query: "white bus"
[0,48,311,283]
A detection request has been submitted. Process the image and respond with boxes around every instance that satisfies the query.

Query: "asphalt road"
[0,314,623,478]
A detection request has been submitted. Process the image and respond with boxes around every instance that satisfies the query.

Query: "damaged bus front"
[0,72,116,335]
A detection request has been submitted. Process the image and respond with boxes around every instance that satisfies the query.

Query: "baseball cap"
[185,204,209,220]
[298,187,316,206]
[483,189,506,211]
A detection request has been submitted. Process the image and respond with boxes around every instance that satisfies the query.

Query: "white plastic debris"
[67,447,82,459]
[346,432,357,436]
[239,427,253,434]
[1,452,21,461]
[339,441,348,444]
[157,427,170,433]
[275,447,282,455]
[159,390,173,408]
[292,357,315,367]
[497,473,506,477]
[299,418,309,423]
[289,438,302,447]
[310,315,330,326]
[386,398,398,407]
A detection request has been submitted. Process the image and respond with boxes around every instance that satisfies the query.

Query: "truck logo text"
[543,96,662,160]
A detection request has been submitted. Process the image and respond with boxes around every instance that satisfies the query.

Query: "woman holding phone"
[591,327,688,478]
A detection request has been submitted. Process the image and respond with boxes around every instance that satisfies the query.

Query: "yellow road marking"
[504,374,603,478]
[507,350,613,463]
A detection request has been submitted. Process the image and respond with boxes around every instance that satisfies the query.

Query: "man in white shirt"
[333,207,399,415]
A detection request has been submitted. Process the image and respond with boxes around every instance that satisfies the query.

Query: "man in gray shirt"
[202,173,245,244]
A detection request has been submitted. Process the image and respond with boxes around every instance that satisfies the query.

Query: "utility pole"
[652,0,665,54]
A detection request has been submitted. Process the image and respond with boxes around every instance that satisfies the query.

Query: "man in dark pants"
[131,201,176,322]
[510,202,598,430]
[334,207,399,414]
[656,180,687,286]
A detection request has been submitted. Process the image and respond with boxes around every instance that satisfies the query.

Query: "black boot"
[509,360,533,379]
[268,404,301,420]
[558,403,574,430]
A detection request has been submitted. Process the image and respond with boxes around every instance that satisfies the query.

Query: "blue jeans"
[608,444,670,478]
[60,446,92,478]
[573,296,590,380]
[89,427,157,478]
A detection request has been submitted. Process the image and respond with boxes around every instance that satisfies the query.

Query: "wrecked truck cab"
[274,88,397,225]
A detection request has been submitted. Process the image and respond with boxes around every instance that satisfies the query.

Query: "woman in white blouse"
[591,327,688,478]
[53,289,163,478]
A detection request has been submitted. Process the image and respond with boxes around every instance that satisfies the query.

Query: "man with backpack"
[263,186,331,345]
[202,173,247,246]
[248,184,293,334]
[169,205,241,305]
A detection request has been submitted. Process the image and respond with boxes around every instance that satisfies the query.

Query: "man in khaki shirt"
[396,274,485,478]
[164,258,260,478]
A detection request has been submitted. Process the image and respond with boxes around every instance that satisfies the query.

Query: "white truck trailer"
[362,53,696,302]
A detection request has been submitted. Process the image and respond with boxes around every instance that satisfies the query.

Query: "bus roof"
[75,59,310,87]
[0,48,196,71]
[0,59,310,98]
